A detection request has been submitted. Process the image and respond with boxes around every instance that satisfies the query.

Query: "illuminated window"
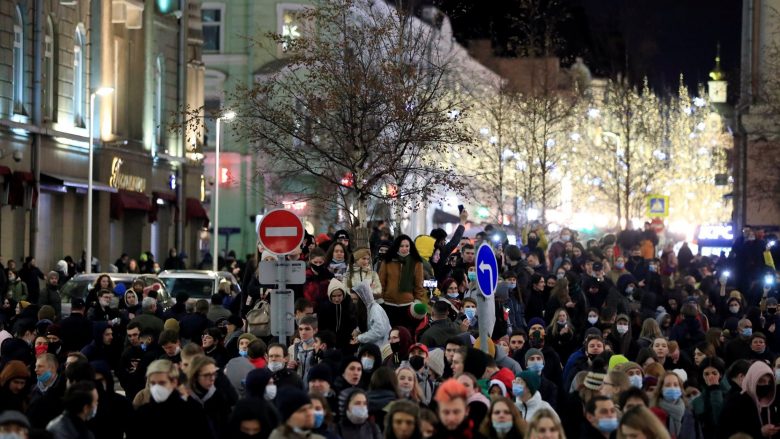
[44,16,55,120]
[73,27,85,126]
[277,4,310,55]
[13,5,24,113]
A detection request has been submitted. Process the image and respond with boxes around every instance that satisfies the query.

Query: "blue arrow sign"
[476,243,498,297]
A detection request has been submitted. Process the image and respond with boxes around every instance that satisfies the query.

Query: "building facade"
[0,0,208,272]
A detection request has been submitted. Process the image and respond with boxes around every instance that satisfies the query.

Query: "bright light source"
[156,198,165,205]
[587,108,600,118]
[479,127,489,136]
[222,110,236,120]
[526,208,539,221]
[693,97,706,107]
[489,136,498,145]
[546,138,556,148]
[96,87,114,96]
[696,122,706,131]
[570,132,581,142]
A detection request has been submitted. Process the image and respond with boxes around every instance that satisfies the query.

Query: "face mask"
[615,262,625,269]
[399,387,411,398]
[588,316,598,325]
[757,384,774,399]
[729,306,740,314]
[265,384,277,400]
[556,272,565,280]
[775,369,780,383]
[313,410,325,429]
[140,343,148,352]
[391,342,401,353]
[625,286,634,295]
[239,350,248,358]
[629,375,643,389]
[447,292,459,299]
[561,235,571,242]
[616,324,629,335]
[492,421,513,434]
[528,361,544,374]
[347,406,369,424]
[37,371,52,384]
[292,427,309,435]
[507,282,517,289]
[662,387,682,402]
[742,327,753,337]
[88,404,98,420]
[464,308,476,320]
[597,417,619,433]
[467,272,477,282]
[361,357,374,371]
[648,265,657,273]
[268,361,285,372]
[302,337,314,345]
[409,355,425,371]
[35,345,48,356]
[557,319,566,326]
[512,383,524,397]
[0,433,25,439]
[150,384,173,403]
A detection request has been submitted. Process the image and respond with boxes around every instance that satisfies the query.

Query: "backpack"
[247,300,271,337]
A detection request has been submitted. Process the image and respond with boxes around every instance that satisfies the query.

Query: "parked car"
[157,270,241,301]
[60,273,171,316]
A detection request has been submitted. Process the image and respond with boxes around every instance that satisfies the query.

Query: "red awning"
[111,190,152,220]
[186,197,209,223]
[8,171,35,207]
[153,191,177,202]
[0,166,11,178]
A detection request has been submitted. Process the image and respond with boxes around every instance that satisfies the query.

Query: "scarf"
[658,396,685,436]
[397,255,415,293]
[190,383,217,405]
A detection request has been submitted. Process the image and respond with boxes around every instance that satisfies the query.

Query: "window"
[277,4,310,55]
[44,16,54,120]
[202,5,223,53]
[154,55,164,149]
[73,27,85,126]
[13,6,24,113]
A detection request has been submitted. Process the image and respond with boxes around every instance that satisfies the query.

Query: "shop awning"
[40,173,117,193]
[186,197,209,223]
[0,166,11,180]
[8,171,36,208]
[433,208,460,224]
[150,191,178,223]
[152,191,177,202]
[111,190,152,220]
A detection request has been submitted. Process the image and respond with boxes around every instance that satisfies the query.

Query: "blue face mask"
[492,421,513,434]
[238,350,248,357]
[648,265,657,273]
[742,327,753,337]
[528,361,544,374]
[447,292,459,299]
[313,410,325,429]
[597,417,619,433]
[464,308,476,320]
[512,383,524,397]
[467,272,477,282]
[662,387,682,402]
[140,343,148,352]
[37,370,52,384]
[506,283,516,290]
[629,375,643,389]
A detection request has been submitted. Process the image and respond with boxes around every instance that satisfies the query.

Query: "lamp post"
[213,110,236,272]
[86,87,114,274]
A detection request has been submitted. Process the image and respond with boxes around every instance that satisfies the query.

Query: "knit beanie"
[524,348,544,365]
[473,337,496,358]
[608,354,629,371]
[527,317,545,329]
[307,363,333,384]
[238,333,257,345]
[427,349,445,377]
[275,387,311,422]
[409,301,428,320]
[613,361,642,375]
[584,370,607,390]
[163,318,180,333]
[352,248,371,263]
[245,368,273,399]
[518,370,541,395]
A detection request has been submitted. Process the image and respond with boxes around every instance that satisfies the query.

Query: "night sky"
[429,0,742,97]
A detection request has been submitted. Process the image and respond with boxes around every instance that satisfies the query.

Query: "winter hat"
[307,363,333,384]
[56,260,68,273]
[245,368,273,399]
[584,370,607,390]
[410,301,428,320]
[46,324,62,339]
[238,333,258,345]
[114,283,127,296]
[275,387,311,422]
[430,229,448,242]
[409,343,429,356]
[463,347,489,379]
[524,348,544,365]
[528,317,545,329]
[473,337,495,358]
[427,349,445,377]
[327,278,347,299]
[608,354,629,371]
[414,236,436,261]
[261,251,276,261]
[333,230,350,242]
[0,360,30,386]
[518,370,541,395]
[613,361,642,376]
[672,369,688,384]
[339,356,362,375]
[164,318,180,333]
[352,248,371,263]
[0,411,30,430]
[37,306,56,322]
[488,379,507,396]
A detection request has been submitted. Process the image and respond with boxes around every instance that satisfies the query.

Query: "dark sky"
[432,0,742,97]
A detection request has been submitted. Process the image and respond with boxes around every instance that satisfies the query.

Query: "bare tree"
[215,0,472,230]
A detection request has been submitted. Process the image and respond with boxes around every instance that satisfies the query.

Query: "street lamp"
[213,110,236,272]
[86,86,114,274]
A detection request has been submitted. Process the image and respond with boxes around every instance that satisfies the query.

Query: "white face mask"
[150,384,173,403]
[265,384,277,400]
[588,316,598,325]
[268,361,285,372]
[616,324,629,335]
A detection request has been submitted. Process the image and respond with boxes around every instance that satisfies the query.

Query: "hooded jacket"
[354,282,391,350]
[516,390,558,423]
[318,279,356,350]
[720,361,780,439]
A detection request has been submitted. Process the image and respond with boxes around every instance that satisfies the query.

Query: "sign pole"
[475,243,498,354]
[277,255,288,345]
[477,294,490,354]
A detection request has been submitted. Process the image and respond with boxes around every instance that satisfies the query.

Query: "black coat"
[128,393,213,439]
[59,312,94,352]
[179,312,213,342]
[719,390,780,439]
[26,375,67,429]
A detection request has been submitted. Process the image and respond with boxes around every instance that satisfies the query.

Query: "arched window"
[44,16,55,120]
[73,26,85,126]
[153,54,164,150]
[13,5,24,113]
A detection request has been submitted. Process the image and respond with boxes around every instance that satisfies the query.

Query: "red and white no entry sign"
[258,209,304,255]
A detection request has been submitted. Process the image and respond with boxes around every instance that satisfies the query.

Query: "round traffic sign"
[258,209,305,255]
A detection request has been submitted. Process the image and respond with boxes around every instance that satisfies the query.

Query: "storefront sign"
[109,157,147,193]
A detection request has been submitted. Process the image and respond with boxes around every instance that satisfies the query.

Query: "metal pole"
[277,255,287,345]
[87,92,96,274]
[477,294,489,354]
[213,117,221,272]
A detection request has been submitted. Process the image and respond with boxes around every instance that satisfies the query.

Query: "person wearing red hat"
[409,343,435,406]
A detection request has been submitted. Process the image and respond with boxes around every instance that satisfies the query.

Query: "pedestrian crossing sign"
[647,195,669,217]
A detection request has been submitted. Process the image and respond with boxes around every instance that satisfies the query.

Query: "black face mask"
[757,384,774,399]
[391,342,401,353]
[409,355,425,371]
[769,308,777,315]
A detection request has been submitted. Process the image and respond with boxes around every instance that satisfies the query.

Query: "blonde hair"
[527,408,566,439]
[617,406,671,439]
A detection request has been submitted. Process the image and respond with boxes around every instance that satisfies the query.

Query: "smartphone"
[458,204,464,214]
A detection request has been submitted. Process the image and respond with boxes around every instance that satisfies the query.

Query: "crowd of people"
[0,213,779,439]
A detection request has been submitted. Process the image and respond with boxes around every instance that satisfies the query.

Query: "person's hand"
[350,337,359,345]
[459,209,468,225]
[770,323,776,334]
[565,301,575,309]
[560,325,570,335]
[761,424,780,437]
[638,280,646,287]
[705,373,720,386]
[287,359,298,369]
[460,318,470,331]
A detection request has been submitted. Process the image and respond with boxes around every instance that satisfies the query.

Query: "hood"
[357,343,382,363]
[327,278,347,300]
[92,321,110,345]
[491,367,515,393]
[617,273,638,292]
[414,235,436,261]
[488,379,508,397]
[352,281,374,306]
[56,260,68,273]
[742,360,776,408]
[90,360,115,392]
[655,311,669,326]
